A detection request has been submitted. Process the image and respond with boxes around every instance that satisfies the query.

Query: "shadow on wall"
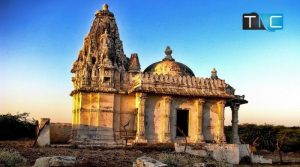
[50,123,72,144]
[203,102,218,142]
[145,96,160,143]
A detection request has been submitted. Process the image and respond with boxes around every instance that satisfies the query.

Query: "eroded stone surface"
[33,156,76,167]
[175,143,239,164]
[133,156,167,167]
[251,155,272,164]
[175,143,272,165]
[206,144,239,164]
[37,118,50,147]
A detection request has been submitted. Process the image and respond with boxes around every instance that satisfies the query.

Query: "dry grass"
[154,152,233,167]
[0,150,27,167]
[0,140,299,167]
[157,153,203,166]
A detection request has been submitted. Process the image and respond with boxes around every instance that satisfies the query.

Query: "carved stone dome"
[143,46,195,77]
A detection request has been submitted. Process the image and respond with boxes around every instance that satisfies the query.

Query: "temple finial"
[163,46,174,61]
[102,4,109,11]
[211,68,218,79]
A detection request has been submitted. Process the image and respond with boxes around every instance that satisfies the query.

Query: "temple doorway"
[176,109,189,137]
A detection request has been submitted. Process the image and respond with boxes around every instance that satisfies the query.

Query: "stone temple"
[70,4,247,145]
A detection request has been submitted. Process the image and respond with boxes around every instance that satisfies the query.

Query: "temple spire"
[163,46,175,61]
[129,53,141,72]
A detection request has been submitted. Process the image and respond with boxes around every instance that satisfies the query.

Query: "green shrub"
[0,150,27,167]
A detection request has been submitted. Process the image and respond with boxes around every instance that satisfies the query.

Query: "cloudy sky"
[1,0,299,126]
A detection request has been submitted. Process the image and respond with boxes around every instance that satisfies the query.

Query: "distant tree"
[0,113,36,140]
[277,126,300,152]
[276,132,287,164]
[225,124,300,152]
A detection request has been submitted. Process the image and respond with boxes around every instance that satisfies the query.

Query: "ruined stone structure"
[70,4,247,145]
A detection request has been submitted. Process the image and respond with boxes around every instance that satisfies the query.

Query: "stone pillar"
[89,93,98,127]
[230,103,240,144]
[77,93,82,125]
[113,94,121,140]
[163,96,172,142]
[73,93,81,138]
[89,94,92,126]
[217,100,226,143]
[75,93,80,125]
[135,93,147,143]
[71,94,79,141]
[97,93,100,127]
[195,98,205,143]
[72,95,76,125]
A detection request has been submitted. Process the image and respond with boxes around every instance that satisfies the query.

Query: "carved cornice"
[129,72,235,98]
[70,87,117,96]
[130,87,233,98]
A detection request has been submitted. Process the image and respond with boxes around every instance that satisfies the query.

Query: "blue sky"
[0,0,300,125]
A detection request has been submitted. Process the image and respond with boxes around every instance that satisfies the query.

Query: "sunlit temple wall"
[144,95,164,143]
[71,92,227,144]
[119,94,137,138]
[203,101,222,142]
[143,96,226,143]
[72,93,116,143]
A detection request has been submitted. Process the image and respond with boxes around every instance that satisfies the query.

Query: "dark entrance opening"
[176,109,189,137]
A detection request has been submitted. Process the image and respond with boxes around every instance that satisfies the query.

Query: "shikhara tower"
[71,4,247,145]
[71,4,130,92]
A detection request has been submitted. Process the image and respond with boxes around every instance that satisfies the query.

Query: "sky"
[0,0,299,126]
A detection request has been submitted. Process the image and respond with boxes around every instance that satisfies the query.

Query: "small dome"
[143,46,195,77]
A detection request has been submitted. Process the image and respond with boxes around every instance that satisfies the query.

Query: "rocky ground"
[0,140,300,167]
[0,140,142,167]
